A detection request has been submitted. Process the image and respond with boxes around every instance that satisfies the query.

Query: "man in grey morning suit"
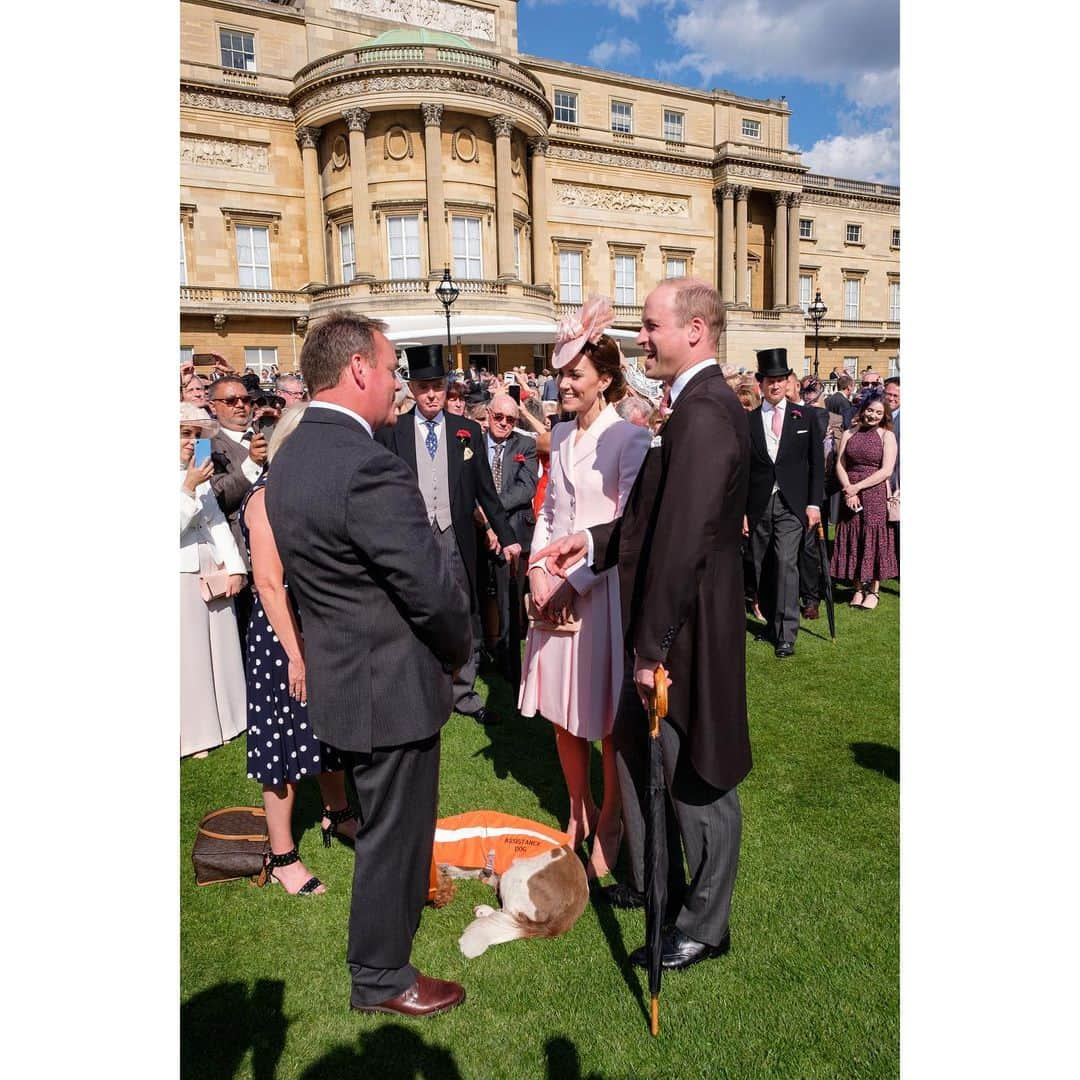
[267,313,472,1018]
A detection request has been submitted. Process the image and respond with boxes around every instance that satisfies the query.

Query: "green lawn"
[181,582,898,1079]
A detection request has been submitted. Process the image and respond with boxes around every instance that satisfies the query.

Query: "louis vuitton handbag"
[191,806,270,886]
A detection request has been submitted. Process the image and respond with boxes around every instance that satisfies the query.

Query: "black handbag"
[191,806,270,886]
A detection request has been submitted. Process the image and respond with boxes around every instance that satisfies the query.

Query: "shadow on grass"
[544,1036,607,1080]
[297,1024,461,1079]
[181,979,286,1080]
[590,890,648,1029]
[850,742,899,782]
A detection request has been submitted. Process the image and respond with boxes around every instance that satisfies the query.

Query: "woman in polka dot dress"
[239,404,358,896]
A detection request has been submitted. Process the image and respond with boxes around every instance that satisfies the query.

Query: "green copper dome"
[361,28,473,49]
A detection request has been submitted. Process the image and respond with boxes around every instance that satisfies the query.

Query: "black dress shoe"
[601,882,645,908]
[469,707,501,726]
[630,928,731,971]
[774,641,795,658]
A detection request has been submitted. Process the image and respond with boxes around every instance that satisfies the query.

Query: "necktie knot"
[424,420,438,459]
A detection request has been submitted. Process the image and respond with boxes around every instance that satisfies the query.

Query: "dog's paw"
[473,904,496,918]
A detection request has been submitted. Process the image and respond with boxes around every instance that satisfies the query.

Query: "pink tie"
[771,405,783,437]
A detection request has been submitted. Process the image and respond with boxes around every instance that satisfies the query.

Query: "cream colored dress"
[518,405,651,739]
[180,472,248,756]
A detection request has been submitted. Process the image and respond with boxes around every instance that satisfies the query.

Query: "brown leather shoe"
[350,973,465,1017]
[801,603,820,620]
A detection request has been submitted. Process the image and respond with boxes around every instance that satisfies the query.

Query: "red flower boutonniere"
[514,453,526,464]
[790,408,802,420]
[456,429,471,443]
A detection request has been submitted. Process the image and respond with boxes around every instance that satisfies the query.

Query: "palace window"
[891,227,900,248]
[888,356,900,376]
[799,274,813,313]
[665,257,687,279]
[244,347,277,376]
[803,356,812,375]
[843,356,858,375]
[180,220,188,285]
[846,223,863,244]
[554,91,578,124]
[219,29,255,72]
[387,215,421,279]
[799,218,813,240]
[452,216,483,280]
[614,255,636,304]
[889,281,900,322]
[741,118,761,139]
[663,109,684,142]
[236,224,271,288]
[843,278,861,320]
[180,346,194,366]
[514,227,521,279]
[559,250,582,303]
[611,101,633,134]
[339,222,355,283]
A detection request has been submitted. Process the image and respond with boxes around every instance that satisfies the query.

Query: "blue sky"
[517,0,899,184]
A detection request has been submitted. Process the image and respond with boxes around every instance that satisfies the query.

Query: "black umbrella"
[644,665,670,1037]
[816,523,836,642]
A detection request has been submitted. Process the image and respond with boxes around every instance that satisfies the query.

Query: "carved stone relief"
[452,127,478,162]
[331,135,349,169]
[180,136,269,172]
[553,182,689,217]
[180,88,293,121]
[330,0,496,42]
[547,143,710,180]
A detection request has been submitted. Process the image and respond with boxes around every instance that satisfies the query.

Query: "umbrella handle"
[649,665,669,737]
[816,523,825,541]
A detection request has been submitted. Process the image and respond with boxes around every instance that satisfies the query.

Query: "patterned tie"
[771,404,783,438]
[425,420,438,459]
[492,440,505,489]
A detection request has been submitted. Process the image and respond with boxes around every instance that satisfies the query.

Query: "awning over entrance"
[382,314,644,356]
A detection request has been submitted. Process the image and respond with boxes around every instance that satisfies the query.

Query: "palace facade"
[180,0,899,379]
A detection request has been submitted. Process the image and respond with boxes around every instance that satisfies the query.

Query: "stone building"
[180,0,899,379]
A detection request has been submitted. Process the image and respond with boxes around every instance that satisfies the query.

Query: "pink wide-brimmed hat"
[551,295,616,370]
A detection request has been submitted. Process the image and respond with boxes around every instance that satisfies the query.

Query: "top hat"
[754,348,793,379]
[404,344,447,382]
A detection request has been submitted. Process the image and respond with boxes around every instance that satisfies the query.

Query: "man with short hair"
[744,348,824,658]
[825,373,856,429]
[615,395,653,427]
[535,277,752,975]
[884,376,900,490]
[860,369,881,388]
[480,393,537,686]
[275,373,307,405]
[267,312,471,1019]
[207,376,268,639]
[376,346,520,726]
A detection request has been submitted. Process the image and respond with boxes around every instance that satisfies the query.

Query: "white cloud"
[588,36,641,66]
[802,127,899,184]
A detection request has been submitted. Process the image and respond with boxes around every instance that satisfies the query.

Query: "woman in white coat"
[180,402,248,757]
[519,297,651,879]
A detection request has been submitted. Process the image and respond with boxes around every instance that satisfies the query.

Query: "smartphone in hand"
[194,438,212,467]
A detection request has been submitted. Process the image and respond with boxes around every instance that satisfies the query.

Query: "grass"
[181,581,898,1079]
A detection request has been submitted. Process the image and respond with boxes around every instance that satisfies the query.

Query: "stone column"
[529,136,551,289]
[297,127,327,287]
[735,186,749,308]
[343,108,373,281]
[422,103,446,277]
[772,190,788,309]
[718,184,735,305]
[787,193,801,309]
[490,115,516,280]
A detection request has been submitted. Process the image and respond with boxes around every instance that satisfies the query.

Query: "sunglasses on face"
[488,412,516,424]
[213,395,252,407]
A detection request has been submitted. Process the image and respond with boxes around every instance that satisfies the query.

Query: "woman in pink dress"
[519,297,651,880]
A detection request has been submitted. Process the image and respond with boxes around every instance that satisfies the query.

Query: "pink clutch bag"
[199,569,231,603]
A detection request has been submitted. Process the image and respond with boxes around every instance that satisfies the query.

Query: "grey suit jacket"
[209,431,259,569]
[492,431,538,551]
[267,408,471,754]
[890,409,900,490]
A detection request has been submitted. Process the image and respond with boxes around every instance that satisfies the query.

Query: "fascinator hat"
[551,295,616,370]
[853,384,885,412]
[179,401,219,438]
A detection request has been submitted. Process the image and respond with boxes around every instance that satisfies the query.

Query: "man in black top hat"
[376,344,520,725]
[744,348,824,658]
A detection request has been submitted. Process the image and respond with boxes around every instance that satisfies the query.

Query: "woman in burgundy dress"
[830,387,898,610]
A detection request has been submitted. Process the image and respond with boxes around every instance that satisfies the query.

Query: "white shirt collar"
[414,409,444,429]
[218,425,247,444]
[762,398,786,413]
[308,400,372,438]
[669,358,717,405]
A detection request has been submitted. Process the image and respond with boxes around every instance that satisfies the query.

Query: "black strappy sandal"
[260,849,323,896]
[322,805,357,848]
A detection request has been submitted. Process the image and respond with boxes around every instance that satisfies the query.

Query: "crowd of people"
[180,280,899,1017]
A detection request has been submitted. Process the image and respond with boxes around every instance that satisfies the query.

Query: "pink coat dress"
[518,405,651,739]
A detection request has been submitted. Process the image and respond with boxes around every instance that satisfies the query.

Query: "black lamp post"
[433,266,460,362]
[807,289,828,381]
